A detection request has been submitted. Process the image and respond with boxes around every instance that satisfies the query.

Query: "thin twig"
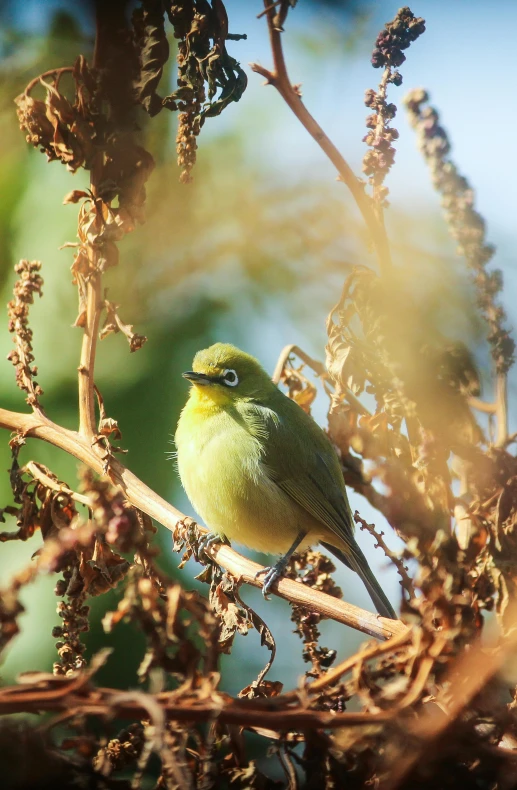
[273,343,371,416]
[24,460,93,508]
[282,626,411,701]
[468,396,496,415]
[495,372,508,447]
[251,2,392,275]
[24,66,74,95]
[354,511,415,599]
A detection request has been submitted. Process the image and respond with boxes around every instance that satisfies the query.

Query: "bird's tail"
[321,541,397,620]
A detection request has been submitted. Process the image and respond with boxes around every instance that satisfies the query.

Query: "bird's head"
[182,343,273,404]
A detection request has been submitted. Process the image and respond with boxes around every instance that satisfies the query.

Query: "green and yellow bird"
[175,343,396,620]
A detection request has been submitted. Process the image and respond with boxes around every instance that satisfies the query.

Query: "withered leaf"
[98,417,122,441]
[73,307,87,328]
[133,0,170,117]
[238,679,283,699]
[79,544,130,596]
[63,189,89,204]
[209,581,251,653]
[14,93,55,156]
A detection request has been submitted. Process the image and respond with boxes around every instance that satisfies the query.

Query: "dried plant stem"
[0,406,406,640]
[25,66,74,94]
[495,372,508,447]
[468,396,496,415]
[78,272,102,438]
[0,680,393,729]
[78,5,122,439]
[468,373,508,447]
[0,684,393,731]
[371,66,391,217]
[354,511,415,599]
[251,3,392,275]
[24,460,92,508]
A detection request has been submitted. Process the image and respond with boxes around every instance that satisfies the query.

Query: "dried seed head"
[363,7,425,205]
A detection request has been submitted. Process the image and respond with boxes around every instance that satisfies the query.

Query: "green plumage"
[175,343,396,619]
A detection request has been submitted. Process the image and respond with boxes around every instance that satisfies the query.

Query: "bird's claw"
[197,532,228,561]
[255,559,287,599]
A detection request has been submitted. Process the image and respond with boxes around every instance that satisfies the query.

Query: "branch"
[251,3,392,275]
[354,511,415,599]
[495,372,508,447]
[78,270,102,438]
[23,460,93,508]
[0,407,407,641]
[0,679,393,730]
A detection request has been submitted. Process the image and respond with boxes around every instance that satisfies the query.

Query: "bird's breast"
[175,403,318,554]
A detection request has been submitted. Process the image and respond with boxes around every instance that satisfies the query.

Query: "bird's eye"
[222,369,239,387]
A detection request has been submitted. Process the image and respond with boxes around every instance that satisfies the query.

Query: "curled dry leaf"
[209,577,251,654]
[100,299,147,352]
[63,189,89,204]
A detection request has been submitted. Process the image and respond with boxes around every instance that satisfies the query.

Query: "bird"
[174,342,396,620]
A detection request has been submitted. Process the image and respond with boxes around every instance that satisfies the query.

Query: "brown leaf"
[98,417,122,441]
[238,679,283,699]
[133,1,170,116]
[79,542,130,597]
[14,93,55,156]
[63,190,89,204]
[209,581,251,653]
[73,307,87,328]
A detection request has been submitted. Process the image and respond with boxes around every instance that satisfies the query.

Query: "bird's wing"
[240,398,358,557]
[275,451,359,554]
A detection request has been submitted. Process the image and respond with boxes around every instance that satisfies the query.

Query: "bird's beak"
[182,371,214,385]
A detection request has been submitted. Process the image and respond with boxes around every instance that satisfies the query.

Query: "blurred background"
[0,0,515,703]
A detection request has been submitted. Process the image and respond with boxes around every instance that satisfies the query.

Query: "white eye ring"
[222,369,239,387]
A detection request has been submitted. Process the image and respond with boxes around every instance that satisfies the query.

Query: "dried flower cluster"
[52,593,89,675]
[404,88,515,373]
[133,0,247,182]
[94,723,146,776]
[363,7,425,205]
[15,61,95,173]
[6,260,44,408]
[371,6,426,70]
[287,552,341,680]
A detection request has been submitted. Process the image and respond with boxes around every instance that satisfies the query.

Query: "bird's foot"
[197,531,229,561]
[255,557,288,600]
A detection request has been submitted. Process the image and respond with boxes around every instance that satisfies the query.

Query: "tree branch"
[0,407,406,640]
[0,680,394,729]
[495,372,508,447]
[0,664,392,729]
[78,271,102,438]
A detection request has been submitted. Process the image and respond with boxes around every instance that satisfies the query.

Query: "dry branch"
[0,406,405,641]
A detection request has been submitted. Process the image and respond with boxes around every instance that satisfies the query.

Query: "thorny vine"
[0,2,516,788]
